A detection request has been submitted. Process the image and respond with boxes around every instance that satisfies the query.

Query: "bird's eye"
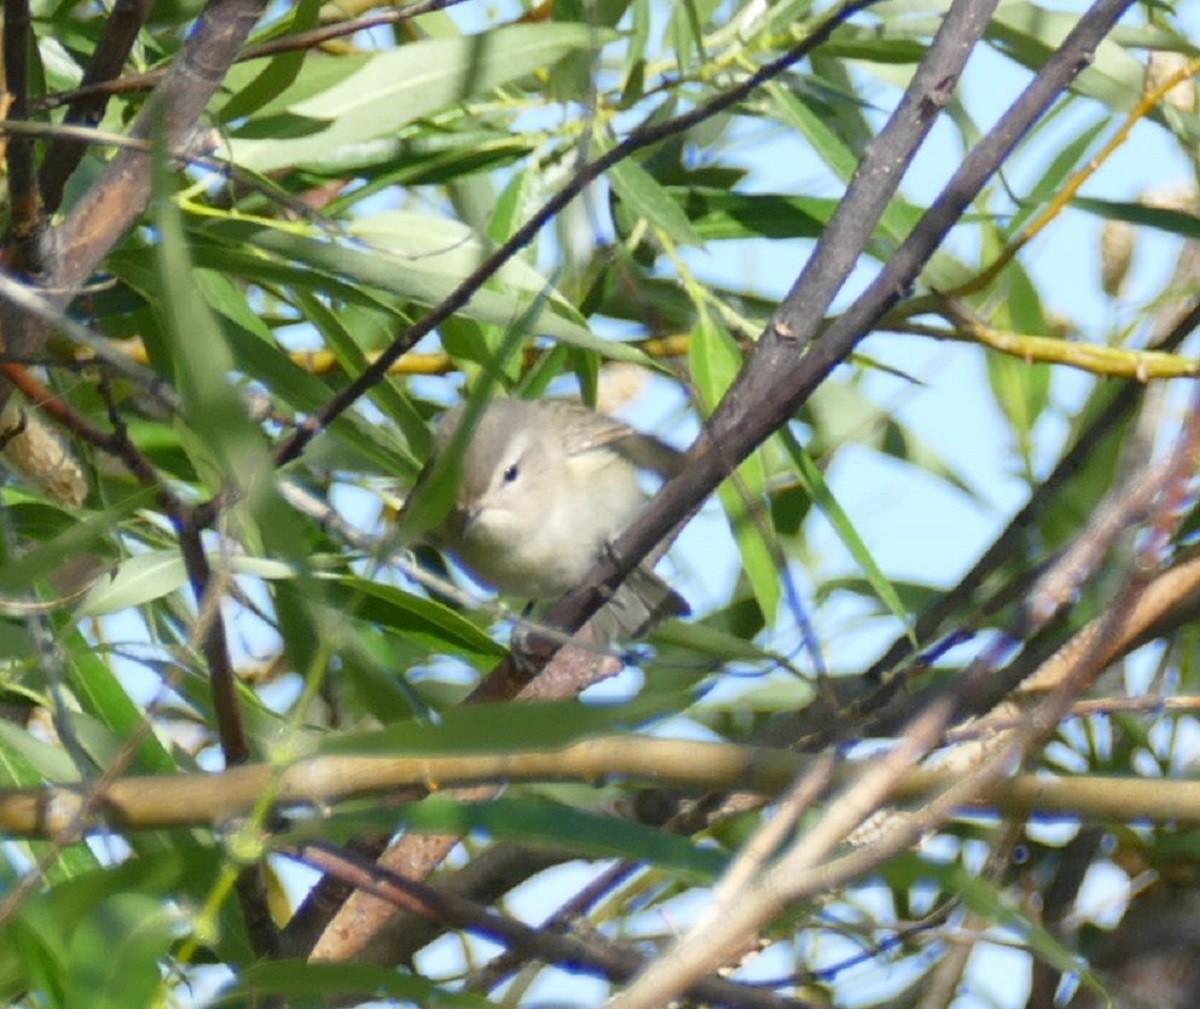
[502,463,520,484]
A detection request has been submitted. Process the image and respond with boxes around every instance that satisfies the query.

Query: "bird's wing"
[544,401,686,478]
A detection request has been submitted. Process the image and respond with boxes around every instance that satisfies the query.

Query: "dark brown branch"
[3,0,42,253]
[177,517,280,959]
[1025,829,1103,1009]
[282,842,569,965]
[39,0,154,213]
[177,526,248,766]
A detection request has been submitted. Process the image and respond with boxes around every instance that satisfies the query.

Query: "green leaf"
[606,149,705,247]
[1010,117,1109,233]
[230,24,608,171]
[327,576,507,667]
[689,319,780,624]
[985,335,1051,470]
[764,84,912,230]
[214,219,652,364]
[307,127,531,180]
[676,188,834,240]
[77,550,186,617]
[1072,195,1200,240]
[952,863,1104,996]
[0,901,68,1004]
[808,381,979,499]
[0,727,98,881]
[0,492,148,595]
[226,961,492,1008]
[292,287,429,469]
[990,4,1176,133]
[390,793,726,879]
[651,619,789,663]
[61,630,178,775]
[322,691,695,754]
[151,165,271,502]
[65,894,176,1009]
[668,0,719,69]
[0,720,79,783]
[217,0,320,122]
[76,550,301,617]
[778,427,913,639]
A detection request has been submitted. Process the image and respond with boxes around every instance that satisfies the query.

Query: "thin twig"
[0,119,353,244]
[0,363,166,495]
[0,268,180,410]
[177,523,248,766]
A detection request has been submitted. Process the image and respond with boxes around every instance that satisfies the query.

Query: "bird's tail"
[593,564,689,642]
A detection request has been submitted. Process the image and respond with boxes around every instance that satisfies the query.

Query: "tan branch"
[5,736,1200,839]
[897,317,1200,381]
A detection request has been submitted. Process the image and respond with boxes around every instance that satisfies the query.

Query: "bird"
[428,397,689,639]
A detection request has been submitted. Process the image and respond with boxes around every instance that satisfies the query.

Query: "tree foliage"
[0,0,1198,1006]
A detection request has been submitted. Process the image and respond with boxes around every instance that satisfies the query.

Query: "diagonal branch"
[39,0,155,213]
[608,347,1189,1009]
[542,0,1138,668]
[45,0,268,293]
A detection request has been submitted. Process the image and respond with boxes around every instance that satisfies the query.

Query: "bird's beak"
[456,495,480,536]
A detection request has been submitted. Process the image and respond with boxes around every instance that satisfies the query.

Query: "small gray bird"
[430,398,689,639]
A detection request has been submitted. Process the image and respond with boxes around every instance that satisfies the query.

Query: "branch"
[292,841,810,1009]
[43,0,269,295]
[898,313,1200,380]
[10,735,1200,837]
[38,0,154,212]
[178,511,280,958]
[544,0,1137,680]
[3,0,42,251]
[0,363,167,497]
